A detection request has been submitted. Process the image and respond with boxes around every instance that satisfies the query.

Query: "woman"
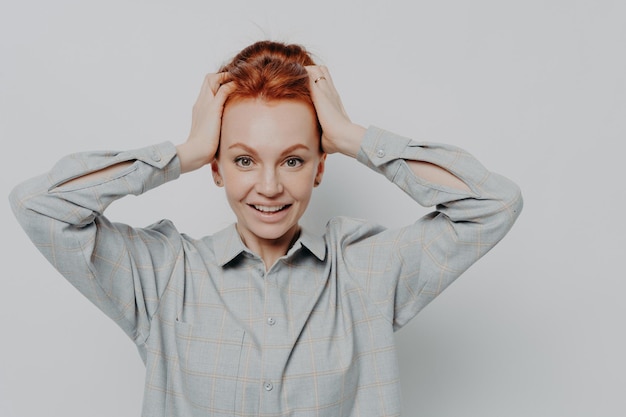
[10,41,523,416]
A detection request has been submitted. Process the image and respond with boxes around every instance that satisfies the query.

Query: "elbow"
[492,176,523,236]
[507,180,524,221]
[504,186,523,241]
[8,176,52,233]
[8,182,37,241]
[8,181,29,223]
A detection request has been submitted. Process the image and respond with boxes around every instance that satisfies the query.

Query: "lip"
[247,203,292,223]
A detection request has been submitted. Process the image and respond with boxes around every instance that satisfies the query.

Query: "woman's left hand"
[306,66,366,158]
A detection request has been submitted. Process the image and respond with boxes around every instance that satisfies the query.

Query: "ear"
[211,160,224,187]
[314,153,327,187]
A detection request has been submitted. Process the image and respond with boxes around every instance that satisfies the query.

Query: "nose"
[255,167,283,197]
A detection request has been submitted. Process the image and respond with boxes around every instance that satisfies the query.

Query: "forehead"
[221,98,318,151]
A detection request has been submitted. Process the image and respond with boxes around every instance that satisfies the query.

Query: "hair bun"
[220,41,317,103]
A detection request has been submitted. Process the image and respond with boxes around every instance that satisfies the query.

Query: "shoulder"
[114,218,195,254]
[132,218,181,237]
[323,216,387,247]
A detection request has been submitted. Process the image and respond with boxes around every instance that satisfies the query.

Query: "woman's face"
[213,98,325,252]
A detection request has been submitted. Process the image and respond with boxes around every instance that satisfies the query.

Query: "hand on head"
[188,72,236,160]
[178,42,367,173]
[177,72,235,173]
[305,66,365,157]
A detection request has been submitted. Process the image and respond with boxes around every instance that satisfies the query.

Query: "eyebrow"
[227,142,311,157]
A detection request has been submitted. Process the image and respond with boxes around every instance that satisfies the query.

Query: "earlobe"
[314,153,327,187]
[211,161,224,187]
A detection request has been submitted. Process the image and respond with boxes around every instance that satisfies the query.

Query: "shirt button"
[264,381,273,391]
[376,149,385,158]
[267,317,276,326]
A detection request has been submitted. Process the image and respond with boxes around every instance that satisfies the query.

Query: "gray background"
[1,0,624,416]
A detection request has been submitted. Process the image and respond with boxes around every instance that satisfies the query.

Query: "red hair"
[219,40,317,105]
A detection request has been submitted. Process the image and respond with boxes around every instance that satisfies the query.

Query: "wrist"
[176,140,215,174]
[336,123,366,158]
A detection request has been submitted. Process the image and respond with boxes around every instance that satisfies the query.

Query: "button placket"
[261,268,282,400]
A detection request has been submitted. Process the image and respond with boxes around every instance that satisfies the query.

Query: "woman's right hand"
[177,72,234,174]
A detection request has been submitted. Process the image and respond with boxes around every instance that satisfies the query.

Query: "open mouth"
[250,204,291,213]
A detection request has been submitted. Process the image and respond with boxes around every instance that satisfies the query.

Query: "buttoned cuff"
[356,126,414,168]
[127,141,181,194]
[49,141,180,194]
[119,141,179,169]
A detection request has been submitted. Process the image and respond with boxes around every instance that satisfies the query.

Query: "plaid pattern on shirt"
[10,126,522,416]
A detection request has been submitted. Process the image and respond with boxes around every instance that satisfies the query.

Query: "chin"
[254,225,296,241]
[242,220,298,242]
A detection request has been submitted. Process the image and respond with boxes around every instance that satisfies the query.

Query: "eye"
[234,156,253,168]
[284,157,303,168]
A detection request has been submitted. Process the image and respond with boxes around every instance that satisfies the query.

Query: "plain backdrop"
[1,0,624,416]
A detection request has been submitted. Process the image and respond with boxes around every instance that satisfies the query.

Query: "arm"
[9,143,182,344]
[307,66,523,329]
[352,128,522,328]
[305,66,470,192]
[9,73,234,344]
[61,71,234,188]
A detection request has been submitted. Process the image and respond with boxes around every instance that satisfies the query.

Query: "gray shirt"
[10,126,522,416]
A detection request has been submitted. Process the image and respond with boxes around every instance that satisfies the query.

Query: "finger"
[308,66,350,121]
[312,74,328,86]
[304,65,319,77]
[318,66,341,95]
[214,81,235,104]
[214,72,233,94]
[305,66,325,86]
[200,73,213,90]
[198,72,229,97]
[217,71,231,83]
[207,72,232,95]
[195,73,214,102]
[317,65,332,83]
[308,66,338,96]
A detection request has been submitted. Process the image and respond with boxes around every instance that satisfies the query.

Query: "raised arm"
[306,65,523,329]
[176,72,234,173]
[60,72,233,189]
[9,143,182,346]
[305,65,470,192]
[8,73,234,346]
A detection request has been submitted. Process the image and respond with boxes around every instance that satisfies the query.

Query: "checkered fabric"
[10,126,522,416]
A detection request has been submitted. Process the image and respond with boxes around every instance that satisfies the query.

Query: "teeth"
[253,205,287,213]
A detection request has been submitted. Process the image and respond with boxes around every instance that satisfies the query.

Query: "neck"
[237,225,301,270]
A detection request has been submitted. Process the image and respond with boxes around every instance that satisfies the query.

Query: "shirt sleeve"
[337,126,523,330]
[9,142,182,345]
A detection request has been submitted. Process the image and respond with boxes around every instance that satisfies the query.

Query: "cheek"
[286,172,316,198]
[221,171,253,198]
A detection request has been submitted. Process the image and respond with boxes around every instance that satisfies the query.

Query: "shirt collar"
[293,227,327,261]
[213,224,326,266]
